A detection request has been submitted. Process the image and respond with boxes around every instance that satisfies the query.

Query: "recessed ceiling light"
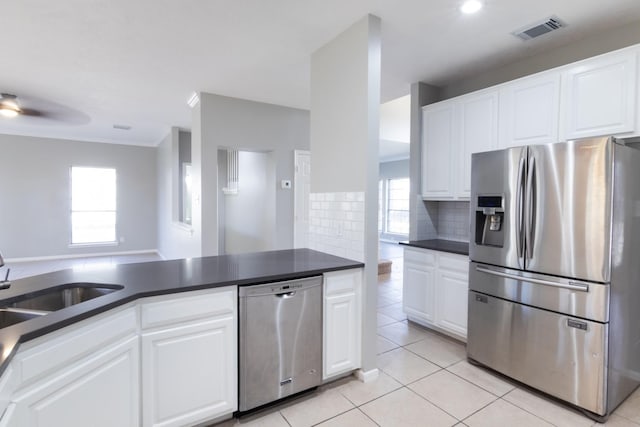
[460,0,483,14]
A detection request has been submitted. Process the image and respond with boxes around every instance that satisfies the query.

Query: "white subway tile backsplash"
[308,191,366,262]
[437,201,470,242]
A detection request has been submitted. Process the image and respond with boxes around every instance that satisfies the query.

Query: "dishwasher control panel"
[239,276,322,298]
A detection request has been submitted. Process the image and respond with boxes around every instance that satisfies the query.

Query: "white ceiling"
[2,0,640,146]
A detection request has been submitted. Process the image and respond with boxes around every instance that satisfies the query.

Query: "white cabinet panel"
[323,269,362,380]
[140,288,235,330]
[499,72,560,147]
[561,51,638,140]
[142,316,236,427]
[402,248,469,340]
[458,91,499,198]
[324,292,359,377]
[14,307,137,385]
[14,336,139,427]
[402,261,436,323]
[421,91,498,200]
[421,102,455,199]
[436,269,469,338]
[0,404,25,427]
[140,287,237,427]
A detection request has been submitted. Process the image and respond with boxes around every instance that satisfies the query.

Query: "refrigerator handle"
[475,266,589,292]
[525,155,536,259]
[515,152,526,264]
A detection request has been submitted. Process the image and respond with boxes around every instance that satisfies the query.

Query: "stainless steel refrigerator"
[467,136,640,421]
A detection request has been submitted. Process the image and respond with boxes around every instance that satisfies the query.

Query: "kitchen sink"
[0,308,48,329]
[7,284,123,312]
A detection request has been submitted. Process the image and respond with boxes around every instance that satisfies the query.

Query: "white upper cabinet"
[499,71,560,148]
[421,90,498,201]
[561,51,638,140]
[421,101,456,199]
[457,90,499,198]
[420,45,640,200]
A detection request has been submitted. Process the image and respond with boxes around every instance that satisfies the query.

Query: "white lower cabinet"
[10,306,140,427]
[323,268,362,380]
[402,247,469,341]
[402,249,436,323]
[141,288,237,427]
[13,336,139,427]
[0,286,239,427]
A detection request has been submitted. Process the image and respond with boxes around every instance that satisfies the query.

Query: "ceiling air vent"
[512,16,566,41]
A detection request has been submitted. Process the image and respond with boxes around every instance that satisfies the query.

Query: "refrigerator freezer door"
[469,261,609,322]
[467,291,608,416]
[526,138,613,283]
[470,146,526,270]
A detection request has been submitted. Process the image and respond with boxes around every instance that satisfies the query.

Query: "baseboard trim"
[6,249,160,264]
[355,368,379,383]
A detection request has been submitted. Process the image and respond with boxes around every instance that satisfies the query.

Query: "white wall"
[222,151,276,254]
[0,133,157,259]
[310,14,381,375]
[156,128,201,260]
[196,93,310,256]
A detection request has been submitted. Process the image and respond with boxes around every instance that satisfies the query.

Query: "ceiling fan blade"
[19,108,46,117]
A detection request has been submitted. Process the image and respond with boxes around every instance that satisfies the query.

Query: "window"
[71,167,116,244]
[384,178,410,236]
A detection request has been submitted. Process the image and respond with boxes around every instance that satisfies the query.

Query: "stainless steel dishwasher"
[239,276,322,412]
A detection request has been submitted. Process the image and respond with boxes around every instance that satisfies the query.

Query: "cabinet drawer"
[324,269,362,296]
[14,306,137,385]
[404,247,436,266]
[140,287,236,330]
[438,253,468,273]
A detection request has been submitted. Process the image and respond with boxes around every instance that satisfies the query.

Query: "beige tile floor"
[7,246,640,427]
[215,242,640,427]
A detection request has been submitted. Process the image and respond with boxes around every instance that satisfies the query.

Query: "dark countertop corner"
[399,239,469,256]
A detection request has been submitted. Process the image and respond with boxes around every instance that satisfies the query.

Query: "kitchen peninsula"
[0,249,364,427]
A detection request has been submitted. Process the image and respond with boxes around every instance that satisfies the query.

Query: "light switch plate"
[281,180,292,189]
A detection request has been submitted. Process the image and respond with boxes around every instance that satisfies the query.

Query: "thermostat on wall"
[281,180,292,189]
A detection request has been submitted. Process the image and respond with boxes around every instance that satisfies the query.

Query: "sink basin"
[7,284,123,312]
[0,308,48,329]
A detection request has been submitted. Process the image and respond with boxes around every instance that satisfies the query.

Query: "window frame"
[379,177,410,239]
[69,166,118,247]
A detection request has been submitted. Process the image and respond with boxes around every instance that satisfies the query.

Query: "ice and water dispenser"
[474,195,504,248]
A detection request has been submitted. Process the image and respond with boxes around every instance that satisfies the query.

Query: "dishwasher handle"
[275,291,297,299]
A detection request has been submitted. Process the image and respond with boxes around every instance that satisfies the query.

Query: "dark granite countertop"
[0,249,363,376]
[399,239,469,256]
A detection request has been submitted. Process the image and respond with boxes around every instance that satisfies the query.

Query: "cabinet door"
[141,315,237,427]
[561,51,638,140]
[13,336,139,427]
[323,269,362,379]
[324,291,360,378]
[403,261,436,323]
[458,90,499,198]
[499,72,560,148]
[436,269,469,340]
[421,102,456,200]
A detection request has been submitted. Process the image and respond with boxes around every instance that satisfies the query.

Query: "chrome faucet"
[0,251,11,290]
